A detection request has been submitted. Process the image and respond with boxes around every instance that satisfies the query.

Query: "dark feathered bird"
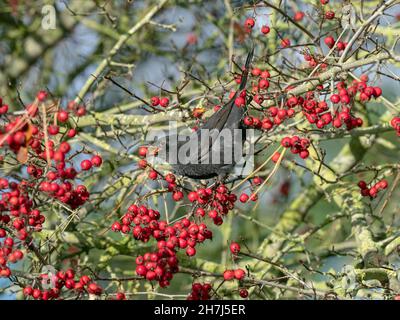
[157,47,254,179]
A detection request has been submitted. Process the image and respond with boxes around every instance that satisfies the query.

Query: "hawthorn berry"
[151,96,160,106]
[271,151,281,163]
[244,18,255,29]
[91,155,102,167]
[239,193,249,203]
[261,25,270,34]
[57,110,69,123]
[223,270,235,281]
[160,97,170,108]
[281,38,291,48]
[239,288,249,298]
[234,268,245,280]
[324,36,335,48]
[325,11,335,19]
[80,160,92,171]
[294,11,305,22]
[230,242,241,255]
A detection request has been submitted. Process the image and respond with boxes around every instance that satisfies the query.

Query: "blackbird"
[156,46,254,179]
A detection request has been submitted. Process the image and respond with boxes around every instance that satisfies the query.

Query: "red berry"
[260,70,271,79]
[330,94,340,104]
[358,181,367,189]
[325,11,335,19]
[188,191,198,202]
[76,106,86,117]
[37,90,47,101]
[148,170,158,180]
[234,268,245,280]
[239,193,249,203]
[235,96,245,107]
[230,242,241,255]
[369,187,378,198]
[324,36,335,48]
[258,79,269,89]
[271,151,281,163]
[57,110,69,123]
[80,160,92,171]
[281,38,290,48]
[244,116,253,126]
[223,270,235,281]
[151,96,160,106]
[0,105,8,114]
[377,179,388,190]
[23,286,33,297]
[114,292,126,300]
[91,155,102,167]
[48,125,59,135]
[165,173,176,183]
[373,87,382,98]
[299,150,309,159]
[261,25,270,34]
[294,11,305,22]
[160,97,170,108]
[186,246,196,256]
[251,68,261,76]
[244,18,255,29]
[239,288,248,298]
[67,128,77,138]
[172,191,183,201]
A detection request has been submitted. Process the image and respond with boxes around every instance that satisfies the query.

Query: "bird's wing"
[201,44,254,132]
[188,45,254,163]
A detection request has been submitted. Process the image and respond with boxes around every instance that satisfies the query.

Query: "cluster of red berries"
[243,17,272,36]
[331,78,382,104]
[151,96,170,108]
[111,204,212,287]
[281,136,310,159]
[1,93,101,210]
[301,92,360,130]
[244,17,256,33]
[250,67,271,92]
[23,269,102,300]
[187,184,237,225]
[81,155,102,171]
[298,79,381,130]
[239,192,258,203]
[223,268,246,281]
[137,148,186,202]
[0,92,101,283]
[187,282,212,300]
[0,236,24,278]
[358,179,388,198]
[64,99,87,117]
[323,35,347,51]
[303,52,327,69]
[390,117,400,136]
[238,178,263,203]
[234,89,248,108]
[40,181,90,210]
[0,178,44,237]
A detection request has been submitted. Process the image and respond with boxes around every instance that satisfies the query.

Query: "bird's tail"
[239,44,255,91]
